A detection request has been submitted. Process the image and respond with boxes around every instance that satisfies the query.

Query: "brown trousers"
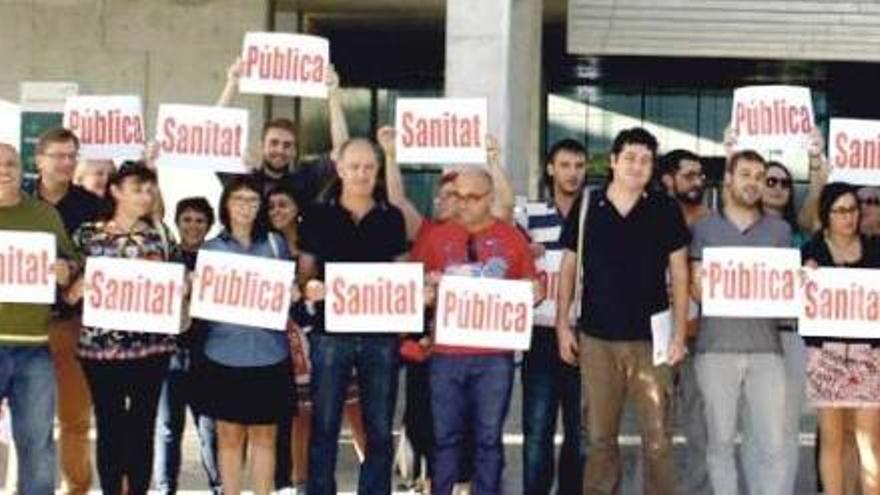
[48,317,93,495]
[580,334,677,495]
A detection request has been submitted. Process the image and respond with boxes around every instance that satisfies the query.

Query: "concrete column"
[445,0,543,197]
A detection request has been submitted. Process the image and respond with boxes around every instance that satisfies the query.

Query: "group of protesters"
[1,56,879,495]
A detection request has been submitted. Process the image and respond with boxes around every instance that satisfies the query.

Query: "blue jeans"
[431,353,514,495]
[153,348,221,494]
[307,333,399,495]
[522,329,583,495]
[0,345,56,495]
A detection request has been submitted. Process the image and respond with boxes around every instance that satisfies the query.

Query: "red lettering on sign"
[804,280,880,321]
[441,289,528,333]
[196,265,285,312]
[68,109,144,146]
[330,277,417,316]
[243,45,326,84]
[733,99,813,137]
[87,269,178,315]
[833,131,880,170]
[0,247,50,286]
[705,261,796,301]
[160,117,243,158]
[400,111,482,148]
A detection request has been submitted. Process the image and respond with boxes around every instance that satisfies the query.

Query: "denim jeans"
[522,329,583,495]
[0,345,56,495]
[153,348,221,494]
[430,353,514,495]
[82,355,170,495]
[676,340,711,495]
[695,352,787,495]
[307,333,399,495]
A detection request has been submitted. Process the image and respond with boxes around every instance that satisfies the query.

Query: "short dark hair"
[261,118,296,141]
[819,182,859,232]
[659,149,701,177]
[174,196,215,229]
[36,128,79,156]
[610,127,658,158]
[727,149,767,173]
[105,161,157,219]
[218,174,270,242]
[542,138,587,194]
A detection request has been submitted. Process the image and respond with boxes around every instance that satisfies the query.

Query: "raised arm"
[326,65,349,161]
[377,126,424,241]
[216,57,244,107]
[486,135,515,223]
[798,129,828,234]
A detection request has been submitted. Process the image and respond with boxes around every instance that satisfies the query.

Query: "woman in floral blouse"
[67,161,178,494]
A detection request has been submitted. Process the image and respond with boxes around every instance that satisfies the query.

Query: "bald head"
[454,166,494,192]
[0,143,23,199]
[455,166,495,230]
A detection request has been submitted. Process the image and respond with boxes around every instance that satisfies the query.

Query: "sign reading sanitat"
[394,97,488,164]
[731,86,815,151]
[799,267,880,339]
[0,231,56,304]
[239,32,329,99]
[155,104,248,173]
[324,262,424,333]
[829,118,880,186]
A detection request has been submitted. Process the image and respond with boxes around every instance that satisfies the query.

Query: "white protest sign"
[828,118,880,185]
[155,104,248,173]
[435,275,533,350]
[324,262,423,333]
[799,267,880,339]
[63,95,145,161]
[239,32,329,99]
[535,250,570,327]
[190,250,295,331]
[82,257,186,334]
[395,97,488,164]
[731,86,814,151]
[0,231,56,304]
[0,99,21,151]
[701,247,802,318]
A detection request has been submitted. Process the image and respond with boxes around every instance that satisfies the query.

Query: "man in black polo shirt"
[556,128,690,494]
[24,128,107,495]
[297,138,407,495]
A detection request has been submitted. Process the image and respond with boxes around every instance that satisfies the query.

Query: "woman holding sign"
[67,162,179,495]
[195,175,295,495]
[802,182,880,495]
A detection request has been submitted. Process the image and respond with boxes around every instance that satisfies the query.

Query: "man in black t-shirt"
[556,128,690,495]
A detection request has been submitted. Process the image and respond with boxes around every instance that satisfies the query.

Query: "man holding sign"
[411,167,537,495]
[690,150,792,495]
[519,138,586,495]
[0,143,77,495]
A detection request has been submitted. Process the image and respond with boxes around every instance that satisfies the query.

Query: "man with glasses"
[659,149,710,227]
[24,128,107,495]
[857,186,880,235]
[411,167,538,495]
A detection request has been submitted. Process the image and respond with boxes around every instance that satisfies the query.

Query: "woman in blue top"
[195,175,295,495]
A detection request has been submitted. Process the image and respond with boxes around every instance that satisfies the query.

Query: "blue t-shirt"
[202,231,292,367]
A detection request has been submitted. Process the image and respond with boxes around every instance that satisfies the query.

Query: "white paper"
[395,97,488,164]
[155,104,249,173]
[20,81,78,113]
[63,95,145,161]
[799,267,880,339]
[434,275,533,351]
[239,32,329,99]
[828,118,880,186]
[0,231,56,304]
[651,310,673,366]
[82,257,186,334]
[190,249,296,331]
[700,247,802,318]
[731,85,814,151]
[324,262,424,333]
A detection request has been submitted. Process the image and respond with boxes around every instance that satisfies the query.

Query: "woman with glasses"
[802,182,880,495]
[194,175,295,495]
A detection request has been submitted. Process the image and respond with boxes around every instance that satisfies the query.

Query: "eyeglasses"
[679,171,706,182]
[766,177,792,189]
[860,197,880,207]
[466,235,479,262]
[830,205,859,216]
[453,191,490,203]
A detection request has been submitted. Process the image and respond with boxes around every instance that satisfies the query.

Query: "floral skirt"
[806,343,880,408]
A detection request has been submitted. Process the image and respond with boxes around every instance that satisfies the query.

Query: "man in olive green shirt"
[0,142,77,495]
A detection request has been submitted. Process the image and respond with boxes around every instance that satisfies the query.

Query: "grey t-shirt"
[690,211,792,354]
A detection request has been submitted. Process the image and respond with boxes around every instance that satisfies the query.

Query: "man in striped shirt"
[519,138,587,495]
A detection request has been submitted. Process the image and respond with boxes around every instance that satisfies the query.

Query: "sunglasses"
[766,177,792,189]
[860,197,880,207]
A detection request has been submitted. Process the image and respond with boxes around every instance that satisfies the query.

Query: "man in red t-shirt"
[410,167,537,495]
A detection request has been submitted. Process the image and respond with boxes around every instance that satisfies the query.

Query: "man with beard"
[659,149,710,227]
[690,150,790,495]
[521,138,587,495]
[658,149,711,494]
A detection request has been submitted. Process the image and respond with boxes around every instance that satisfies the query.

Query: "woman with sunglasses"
[802,182,880,495]
[194,175,295,495]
